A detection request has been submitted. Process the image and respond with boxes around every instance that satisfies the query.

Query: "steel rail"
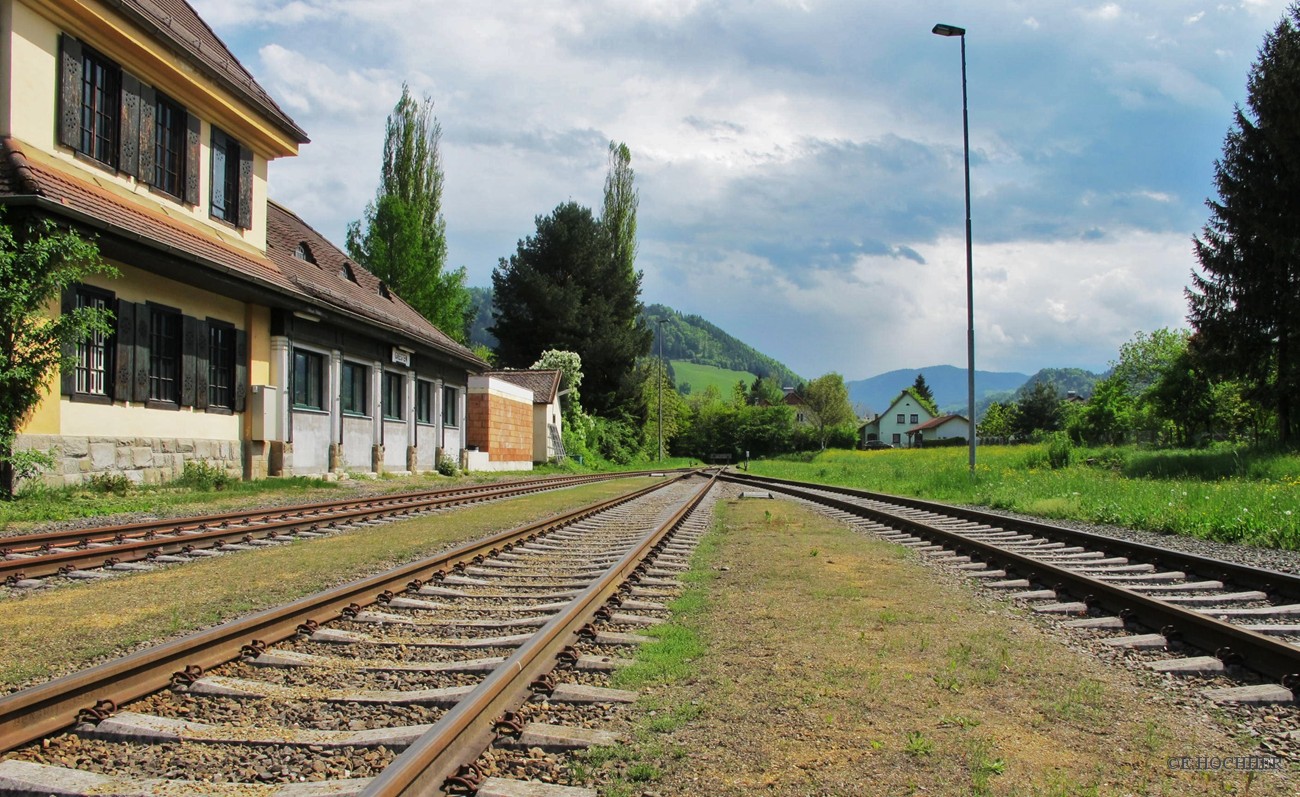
[0,472,680,583]
[361,470,720,796]
[721,472,1300,690]
[0,471,660,554]
[723,471,1300,601]
[0,472,693,755]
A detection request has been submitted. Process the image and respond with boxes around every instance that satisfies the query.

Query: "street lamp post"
[657,318,665,462]
[932,22,977,477]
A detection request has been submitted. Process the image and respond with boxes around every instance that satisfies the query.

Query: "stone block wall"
[17,433,244,489]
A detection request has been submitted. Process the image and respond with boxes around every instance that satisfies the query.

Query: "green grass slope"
[671,361,755,397]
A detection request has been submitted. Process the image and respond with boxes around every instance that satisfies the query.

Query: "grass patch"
[749,444,1300,549]
[581,502,723,793]
[608,497,1296,795]
[669,360,755,397]
[0,478,661,691]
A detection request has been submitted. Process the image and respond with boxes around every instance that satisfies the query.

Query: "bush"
[436,454,458,477]
[175,460,232,490]
[1045,432,1074,470]
[87,471,132,495]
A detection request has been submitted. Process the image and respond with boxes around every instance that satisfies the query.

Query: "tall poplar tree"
[347,84,470,343]
[1190,6,1300,444]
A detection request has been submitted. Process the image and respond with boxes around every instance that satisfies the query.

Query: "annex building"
[0,0,496,486]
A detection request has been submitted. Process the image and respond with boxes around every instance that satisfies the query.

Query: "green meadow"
[669,360,755,397]
[748,444,1300,550]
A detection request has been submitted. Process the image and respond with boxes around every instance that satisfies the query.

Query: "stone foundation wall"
[17,434,244,489]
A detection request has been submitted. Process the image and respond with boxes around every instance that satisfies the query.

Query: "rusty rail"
[360,470,718,796]
[722,470,1300,690]
[0,472,694,755]
[0,471,683,583]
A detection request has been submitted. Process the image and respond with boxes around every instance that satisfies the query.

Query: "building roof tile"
[0,137,483,369]
[107,0,308,143]
[483,369,562,403]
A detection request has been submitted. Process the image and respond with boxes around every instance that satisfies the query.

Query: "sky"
[193,0,1293,382]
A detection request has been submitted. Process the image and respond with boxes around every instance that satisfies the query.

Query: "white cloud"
[1085,3,1125,21]
[195,0,1284,379]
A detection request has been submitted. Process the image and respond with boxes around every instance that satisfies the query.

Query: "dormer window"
[340,261,357,282]
[378,281,391,299]
[294,242,316,263]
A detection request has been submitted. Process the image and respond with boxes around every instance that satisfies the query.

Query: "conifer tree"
[1190,6,1300,443]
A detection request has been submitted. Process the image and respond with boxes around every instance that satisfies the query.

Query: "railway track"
[0,471,676,588]
[722,471,1300,705]
[0,469,721,795]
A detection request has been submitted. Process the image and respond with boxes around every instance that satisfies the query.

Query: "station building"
[0,0,493,486]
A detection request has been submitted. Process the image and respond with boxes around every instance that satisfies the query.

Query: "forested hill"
[644,304,803,387]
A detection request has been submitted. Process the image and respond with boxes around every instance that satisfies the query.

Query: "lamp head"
[932,23,966,37]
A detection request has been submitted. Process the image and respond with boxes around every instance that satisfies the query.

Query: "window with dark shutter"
[148,305,182,405]
[79,46,120,167]
[153,93,186,198]
[207,322,236,409]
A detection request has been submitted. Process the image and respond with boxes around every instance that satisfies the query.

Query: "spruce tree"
[1190,6,1300,443]
[491,143,651,417]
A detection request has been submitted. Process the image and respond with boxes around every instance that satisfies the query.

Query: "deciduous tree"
[0,215,116,497]
[802,373,857,450]
[347,84,470,343]
[1190,7,1300,444]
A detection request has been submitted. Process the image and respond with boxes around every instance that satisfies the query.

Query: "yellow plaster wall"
[246,305,270,386]
[6,0,275,252]
[20,260,254,441]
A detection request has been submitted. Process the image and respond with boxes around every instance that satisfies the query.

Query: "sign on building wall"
[391,347,411,367]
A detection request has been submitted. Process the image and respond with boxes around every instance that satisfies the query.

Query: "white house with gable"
[860,391,934,448]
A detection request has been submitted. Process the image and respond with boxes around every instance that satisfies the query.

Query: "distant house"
[907,414,970,447]
[484,369,564,463]
[860,391,934,448]
[784,388,817,427]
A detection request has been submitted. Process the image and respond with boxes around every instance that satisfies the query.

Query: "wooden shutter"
[184,113,201,206]
[133,304,151,403]
[237,144,253,229]
[234,328,248,412]
[59,287,76,396]
[137,84,156,186]
[181,315,199,406]
[113,300,135,403]
[118,73,142,178]
[194,320,210,410]
[58,35,83,150]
